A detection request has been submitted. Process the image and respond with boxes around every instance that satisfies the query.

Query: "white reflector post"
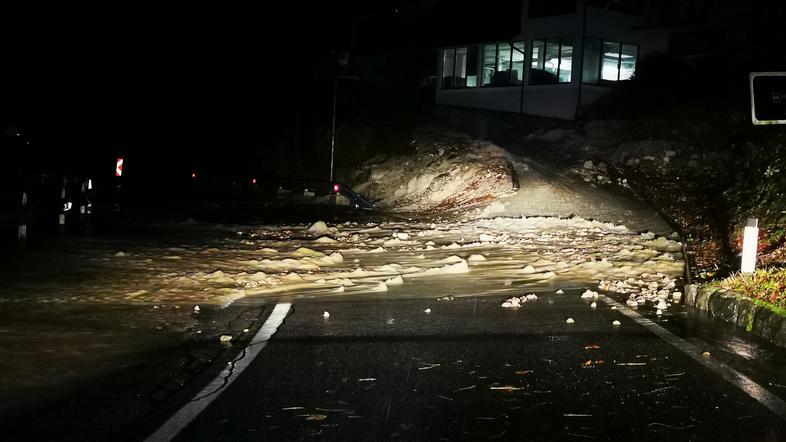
[741,218,759,273]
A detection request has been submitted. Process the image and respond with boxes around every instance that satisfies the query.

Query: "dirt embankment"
[346,125,518,213]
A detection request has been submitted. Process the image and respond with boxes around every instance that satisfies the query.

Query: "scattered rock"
[307,221,329,234]
[501,297,522,308]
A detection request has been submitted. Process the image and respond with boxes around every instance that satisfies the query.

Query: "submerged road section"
[148,295,786,441]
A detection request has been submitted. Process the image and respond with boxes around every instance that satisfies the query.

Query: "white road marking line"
[601,295,786,420]
[145,303,292,442]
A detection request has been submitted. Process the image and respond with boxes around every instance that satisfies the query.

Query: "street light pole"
[329,73,337,182]
[575,0,588,120]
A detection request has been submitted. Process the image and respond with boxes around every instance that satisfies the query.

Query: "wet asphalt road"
[142,293,786,442]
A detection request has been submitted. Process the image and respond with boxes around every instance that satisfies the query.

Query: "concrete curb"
[685,284,786,347]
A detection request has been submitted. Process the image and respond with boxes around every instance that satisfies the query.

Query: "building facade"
[435,0,669,120]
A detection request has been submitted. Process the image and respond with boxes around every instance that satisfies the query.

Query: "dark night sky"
[3,1,418,175]
[3,0,784,178]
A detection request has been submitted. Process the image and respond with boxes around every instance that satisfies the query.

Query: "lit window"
[602,41,621,80]
[481,42,525,87]
[529,37,573,85]
[441,46,479,89]
[511,42,526,84]
[583,38,638,84]
[442,48,455,88]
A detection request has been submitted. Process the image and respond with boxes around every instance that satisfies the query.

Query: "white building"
[435,0,669,120]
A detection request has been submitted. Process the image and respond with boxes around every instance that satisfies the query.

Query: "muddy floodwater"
[0,217,684,413]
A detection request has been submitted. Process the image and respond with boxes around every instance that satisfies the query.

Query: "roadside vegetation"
[717,269,786,314]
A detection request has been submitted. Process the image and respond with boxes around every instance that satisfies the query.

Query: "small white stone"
[193,305,200,313]
[556,289,565,295]
[526,294,538,301]
[219,335,232,343]
[656,309,663,316]
[612,320,621,326]
[590,302,597,309]
[501,297,521,308]
[424,308,431,314]
[656,300,668,310]
[566,318,575,324]
[323,311,330,318]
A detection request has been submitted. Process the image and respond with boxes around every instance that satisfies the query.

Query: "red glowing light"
[333,183,340,193]
[115,158,124,177]
[191,172,197,179]
[252,178,257,184]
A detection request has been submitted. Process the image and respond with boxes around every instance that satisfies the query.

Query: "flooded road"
[2,217,785,440]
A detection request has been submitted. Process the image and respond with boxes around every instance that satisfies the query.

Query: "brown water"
[0,217,685,414]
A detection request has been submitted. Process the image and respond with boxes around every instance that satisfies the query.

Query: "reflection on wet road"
[170,296,786,441]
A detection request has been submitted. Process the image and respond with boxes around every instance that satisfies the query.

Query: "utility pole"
[330,72,337,182]
[575,0,588,120]
[329,50,353,182]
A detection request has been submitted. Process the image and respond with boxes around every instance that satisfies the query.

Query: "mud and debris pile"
[348,127,517,213]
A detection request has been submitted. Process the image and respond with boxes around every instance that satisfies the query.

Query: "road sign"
[750,72,786,125]
[116,158,124,177]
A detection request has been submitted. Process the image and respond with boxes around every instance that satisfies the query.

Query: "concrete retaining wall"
[686,284,786,347]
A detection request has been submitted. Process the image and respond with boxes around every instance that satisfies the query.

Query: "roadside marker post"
[741,218,759,273]
[18,191,28,240]
[59,177,67,233]
[115,157,125,213]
